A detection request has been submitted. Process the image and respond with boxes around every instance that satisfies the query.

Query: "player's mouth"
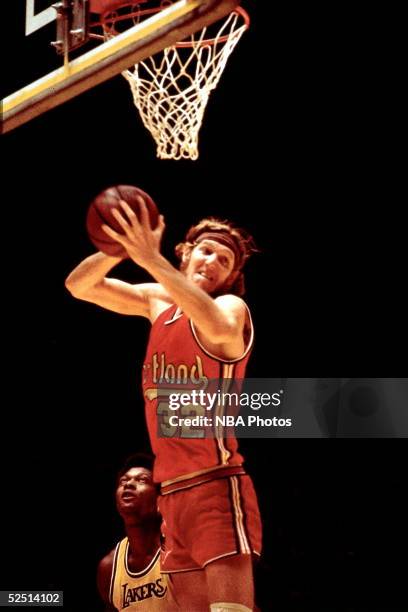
[122,492,136,500]
[195,270,213,281]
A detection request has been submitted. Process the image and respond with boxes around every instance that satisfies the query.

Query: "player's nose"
[204,253,218,267]
[124,480,136,490]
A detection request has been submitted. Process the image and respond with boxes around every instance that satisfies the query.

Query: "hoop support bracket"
[51,0,89,57]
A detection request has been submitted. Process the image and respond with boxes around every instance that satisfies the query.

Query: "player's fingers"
[114,202,134,224]
[118,199,141,227]
[137,197,150,229]
[154,214,166,237]
[102,224,126,244]
[111,208,138,239]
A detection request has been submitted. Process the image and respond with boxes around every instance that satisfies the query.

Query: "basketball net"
[100,2,249,160]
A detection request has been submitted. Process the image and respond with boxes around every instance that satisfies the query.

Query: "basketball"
[86,185,159,256]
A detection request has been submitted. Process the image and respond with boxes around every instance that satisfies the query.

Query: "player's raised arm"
[65,251,152,317]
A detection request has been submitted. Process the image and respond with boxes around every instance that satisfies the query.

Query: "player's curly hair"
[116,453,156,485]
[175,218,258,296]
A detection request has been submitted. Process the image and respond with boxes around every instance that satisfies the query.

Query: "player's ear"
[181,246,192,264]
[226,269,239,285]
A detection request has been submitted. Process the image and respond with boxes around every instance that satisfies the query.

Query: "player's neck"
[125,521,160,560]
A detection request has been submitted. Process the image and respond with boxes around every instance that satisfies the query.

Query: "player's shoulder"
[97,547,116,576]
[214,294,248,313]
[139,283,174,323]
[97,546,117,605]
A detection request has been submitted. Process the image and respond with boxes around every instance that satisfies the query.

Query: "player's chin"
[193,275,213,292]
[118,498,138,511]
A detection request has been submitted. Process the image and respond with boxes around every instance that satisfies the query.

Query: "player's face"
[185,240,236,294]
[116,467,158,520]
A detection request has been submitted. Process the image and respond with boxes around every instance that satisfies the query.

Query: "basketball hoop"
[96,1,249,160]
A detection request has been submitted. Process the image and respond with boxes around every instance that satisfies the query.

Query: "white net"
[103,5,248,160]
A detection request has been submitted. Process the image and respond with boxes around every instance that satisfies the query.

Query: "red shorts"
[158,474,262,573]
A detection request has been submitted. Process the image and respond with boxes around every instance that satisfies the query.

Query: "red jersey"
[142,304,254,484]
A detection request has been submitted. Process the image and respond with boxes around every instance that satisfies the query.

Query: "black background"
[1,2,406,610]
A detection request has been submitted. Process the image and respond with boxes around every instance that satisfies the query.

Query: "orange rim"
[94,2,250,47]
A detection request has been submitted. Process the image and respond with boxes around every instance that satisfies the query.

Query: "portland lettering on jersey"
[144,352,208,385]
[121,578,167,607]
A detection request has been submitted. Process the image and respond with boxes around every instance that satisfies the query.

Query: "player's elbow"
[65,275,77,295]
[65,275,82,298]
[65,275,93,300]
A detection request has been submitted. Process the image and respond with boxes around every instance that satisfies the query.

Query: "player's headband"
[194,232,242,268]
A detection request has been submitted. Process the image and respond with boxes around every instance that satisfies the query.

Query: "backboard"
[1,0,241,134]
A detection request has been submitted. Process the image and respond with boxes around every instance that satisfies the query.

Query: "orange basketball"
[86,185,159,257]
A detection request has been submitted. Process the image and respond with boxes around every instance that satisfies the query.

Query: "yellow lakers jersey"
[110,538,169,610]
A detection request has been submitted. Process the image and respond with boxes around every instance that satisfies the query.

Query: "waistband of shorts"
[160,465,246,495]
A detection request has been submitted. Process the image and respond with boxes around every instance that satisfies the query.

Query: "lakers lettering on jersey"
[110,539,169,610]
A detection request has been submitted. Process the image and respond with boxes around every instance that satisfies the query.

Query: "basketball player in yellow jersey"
[97,454,177,611]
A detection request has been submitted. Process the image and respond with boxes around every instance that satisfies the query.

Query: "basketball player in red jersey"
[66,199,262,611]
